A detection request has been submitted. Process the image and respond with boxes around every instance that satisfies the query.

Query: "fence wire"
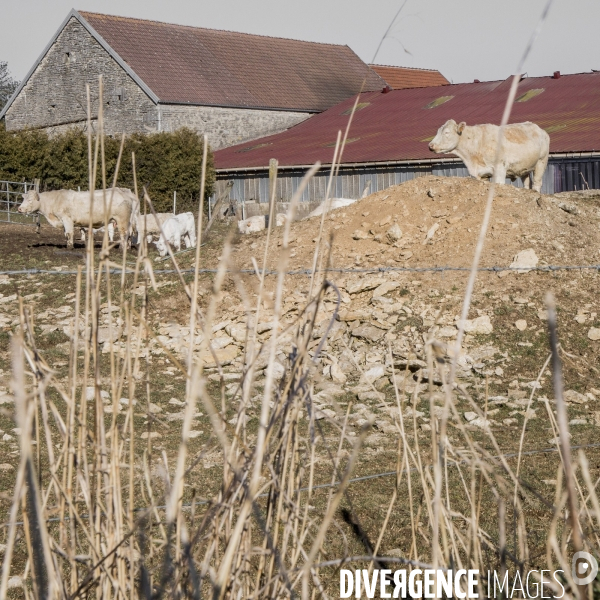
[0,264,599,277]
[0,180,38,227]
[4,442,599,528]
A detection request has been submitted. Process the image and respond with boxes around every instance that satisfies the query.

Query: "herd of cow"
[15,119,551,253]
[17,188,196,256]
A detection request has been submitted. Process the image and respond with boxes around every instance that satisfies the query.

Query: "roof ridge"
[369,63,444,74]
[78,10,350,49]
[375,79,504,89]
[526,70,600,78]
[472,71,600,85]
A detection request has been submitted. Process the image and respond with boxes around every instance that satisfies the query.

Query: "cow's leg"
[174,237,181,253]
[80,229,86,243]
[532,156,548,193]
[188,228,196,248]
[492,166,507,185]
[114,218,128,250]
[63,219,75,249]
[521,174,532,189]
[108,221,115,243]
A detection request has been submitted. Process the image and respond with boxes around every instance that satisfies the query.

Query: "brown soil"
[221,175,600,412]
[232,175,600,273]
[0,222,88,271]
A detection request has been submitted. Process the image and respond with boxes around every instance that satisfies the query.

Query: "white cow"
[154,212,196,257]
[80,223,115,243]
[18,188,138,249]
[136,212,174,244]
[429,120,549,192]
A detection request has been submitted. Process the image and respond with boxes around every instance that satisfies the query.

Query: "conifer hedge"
[0,124,215,213]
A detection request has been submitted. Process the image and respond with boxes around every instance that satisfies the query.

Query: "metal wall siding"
[543,164,555,194]
[580,161,599,189]
[431,164,470,178]
[552,158,600,192]
[215,157,600,207]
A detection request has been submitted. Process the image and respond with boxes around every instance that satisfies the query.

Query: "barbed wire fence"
[4,441,600,529]
[1,263,599,277]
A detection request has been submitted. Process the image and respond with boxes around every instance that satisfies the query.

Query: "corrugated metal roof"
[214,72,600,170]
[370,64,449,89]
[79,11,385,112]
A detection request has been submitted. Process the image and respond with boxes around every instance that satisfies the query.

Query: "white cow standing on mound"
[18,188,138,249]
[429,120,550,192]
[154,212,196,256]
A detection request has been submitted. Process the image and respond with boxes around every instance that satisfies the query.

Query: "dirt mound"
[232,175,600,272]
[220,175,600,410]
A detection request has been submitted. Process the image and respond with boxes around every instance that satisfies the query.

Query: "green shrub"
[0,123,215,212]
[0,124,49,183]
[40,128,119,191]
[121,128,215,213]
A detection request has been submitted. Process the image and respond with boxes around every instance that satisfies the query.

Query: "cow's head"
[18,190,41,214]
[428,120,466,153]
[154,237,167,257]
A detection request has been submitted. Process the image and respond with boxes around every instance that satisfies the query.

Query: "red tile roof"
[214,72,600,170]
[79,11,386,111]
[370,64,449,89]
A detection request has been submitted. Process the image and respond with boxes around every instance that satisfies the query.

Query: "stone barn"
[0,10,385,149]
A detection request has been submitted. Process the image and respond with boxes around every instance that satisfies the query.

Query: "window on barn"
[112,87,126,102]
[64,52,72,65]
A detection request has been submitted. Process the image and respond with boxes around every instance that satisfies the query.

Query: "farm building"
[213,70,600,202]
[0,10,389,149]
[369,64,449,90]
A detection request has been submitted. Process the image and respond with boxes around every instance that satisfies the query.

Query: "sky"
[2,0,600,84]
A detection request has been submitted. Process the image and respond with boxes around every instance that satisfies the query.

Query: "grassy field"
[0,193,599,599]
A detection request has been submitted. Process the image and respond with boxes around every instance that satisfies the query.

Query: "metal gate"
[0,181,39,226]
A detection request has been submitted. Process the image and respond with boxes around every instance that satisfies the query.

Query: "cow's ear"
[457,122,466,134]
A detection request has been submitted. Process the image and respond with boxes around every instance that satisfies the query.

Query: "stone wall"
[5,18,156,136]
[158,104,310,150]
[5,16,312,148]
